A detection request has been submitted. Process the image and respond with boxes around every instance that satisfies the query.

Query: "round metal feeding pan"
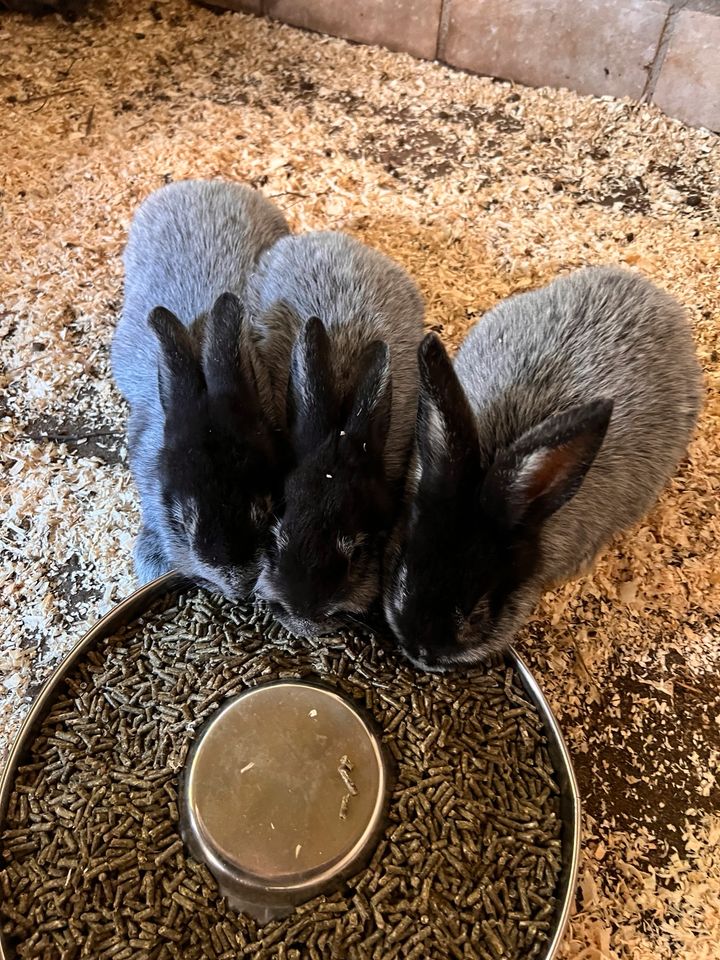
[0,573,581,959]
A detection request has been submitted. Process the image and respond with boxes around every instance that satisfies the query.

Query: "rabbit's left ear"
[415,333,481,494]
[150,306,205,416]
[344,340,392,460]
[483,398,614,528]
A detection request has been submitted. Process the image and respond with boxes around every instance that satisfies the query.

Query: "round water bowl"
[180,681,391,923]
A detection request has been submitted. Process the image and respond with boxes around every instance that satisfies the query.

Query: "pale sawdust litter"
[0,1,718,957]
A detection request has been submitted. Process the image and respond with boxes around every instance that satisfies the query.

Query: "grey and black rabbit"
[248,231,425,635]
[112,179,291,597]
[384,267,703,671]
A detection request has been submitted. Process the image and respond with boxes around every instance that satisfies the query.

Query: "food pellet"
[0,590,563,959]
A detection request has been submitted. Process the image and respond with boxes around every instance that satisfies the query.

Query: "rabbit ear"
[416,333,480,490]
[345,341,392,459]
[484,398,614,528]
[202,292,245,396]
[202,292,276,423]
[287,316,336,455]
[149,306,205,415]
[258,300,303,429]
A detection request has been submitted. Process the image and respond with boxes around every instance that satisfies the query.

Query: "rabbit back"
[455,266,703,585]
[248,231,425,480]
[113,180,290,409]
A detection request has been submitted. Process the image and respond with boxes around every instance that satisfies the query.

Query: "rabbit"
[111,179,291,598]
[248,231,425,636]
[384,266,703,671]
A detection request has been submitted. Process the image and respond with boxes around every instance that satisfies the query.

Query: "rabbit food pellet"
[338,755,357,821]
[0,589,563,959]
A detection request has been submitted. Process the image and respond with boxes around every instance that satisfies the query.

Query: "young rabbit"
[384,267,703,671]
[112,179,291,597]
[249,231,425,635]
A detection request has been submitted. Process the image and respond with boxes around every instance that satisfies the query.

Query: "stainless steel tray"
[0,572,581,959]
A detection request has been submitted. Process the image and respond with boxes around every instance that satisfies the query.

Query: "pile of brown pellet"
[0,589,563,959]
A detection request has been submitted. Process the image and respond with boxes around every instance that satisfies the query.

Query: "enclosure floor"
[1,1,718,956]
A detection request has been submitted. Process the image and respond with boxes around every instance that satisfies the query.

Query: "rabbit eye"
[468,596,491,624]
[394,563,409,606]
[170,500,184,528]
[250,495,273,527]
[337,533,366,561]
[273,520,289,554]
[337,535,355,558]
[171,498,198,536]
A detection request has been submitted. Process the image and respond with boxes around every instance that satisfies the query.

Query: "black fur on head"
[385,333,613,671]
[150,293,290,599]
[256,317,395,635]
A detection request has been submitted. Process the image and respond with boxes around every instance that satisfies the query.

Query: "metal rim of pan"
[0,572,582,960]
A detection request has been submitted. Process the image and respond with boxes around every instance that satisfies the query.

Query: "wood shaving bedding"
[0,2,718,956]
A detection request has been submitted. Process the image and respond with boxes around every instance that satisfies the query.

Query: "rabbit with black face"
[385,267,702,671]
[249,231,425,635]
[112,180,291,596]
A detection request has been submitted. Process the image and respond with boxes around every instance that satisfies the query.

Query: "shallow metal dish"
[0,572,581,959]
[180,679,394,924]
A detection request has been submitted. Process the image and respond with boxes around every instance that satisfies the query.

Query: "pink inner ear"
[520,445,573,502]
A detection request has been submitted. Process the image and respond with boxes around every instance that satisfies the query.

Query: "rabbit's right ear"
[202,292,246,397]
[202,292,276,424]
[483,398,613,528]
[149,306,205,416]
[287,316,336,456]
[345,340,392,460]
[416,333,480,491]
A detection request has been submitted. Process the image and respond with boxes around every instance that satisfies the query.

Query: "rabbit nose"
[270,599,322,632]
[291,596,324,621]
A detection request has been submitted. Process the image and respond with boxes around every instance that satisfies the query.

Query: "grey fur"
[248,231,425,478]
[111,179,290,590]
[114,180,289,408]
[386,266,703,668]
[248,231,425,633]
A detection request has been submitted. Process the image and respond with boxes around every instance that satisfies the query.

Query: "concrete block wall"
[205,0,720,132]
